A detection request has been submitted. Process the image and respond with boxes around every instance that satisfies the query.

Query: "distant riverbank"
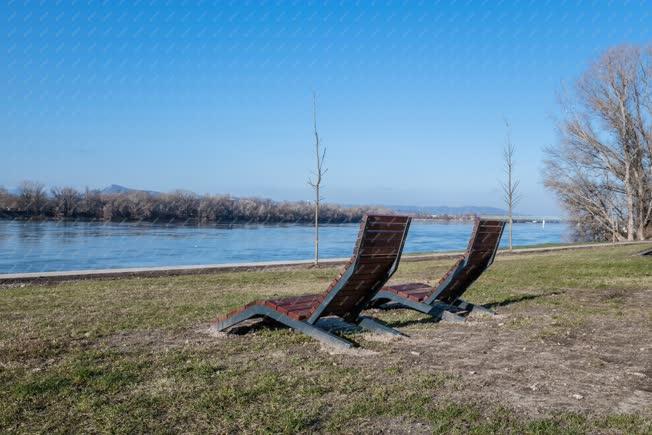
[0,214,569,225]
[0,182,386,225]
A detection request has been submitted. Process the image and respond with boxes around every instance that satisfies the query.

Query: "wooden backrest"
[427,218,505,304]
[308,214,411,323]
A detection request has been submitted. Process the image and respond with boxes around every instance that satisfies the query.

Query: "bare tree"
[51,187,82,218]
[308,92,327,265]
[502,119,521,250]
[543,45,652,241]
[165,190,200,221]
[80,188,104,219]
[17,181,48,215]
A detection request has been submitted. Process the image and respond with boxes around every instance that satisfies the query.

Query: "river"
[0,220,571,273]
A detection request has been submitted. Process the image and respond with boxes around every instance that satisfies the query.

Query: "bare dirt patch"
[353,287,652,419]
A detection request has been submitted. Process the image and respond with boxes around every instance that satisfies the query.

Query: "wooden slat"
[267,294,318,304]
[355,263,387,272]
[346,271,384,280]
[366,221,412,231]
[357,256,395,265]
[475,229,503,236]
[344,279,383,290]
[343,280,379,290]
[361,236,403,247]
[366,215,409,224]
[470,242,501,251]
[272,297,321,308]
[359,246,401,256]
[364,229,408,235]
[386,282,431,291]
[264,303,315,319]
[477,220,505,228]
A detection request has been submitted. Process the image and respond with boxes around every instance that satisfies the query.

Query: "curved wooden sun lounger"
[210,214,412,349]
[372,218,505,322]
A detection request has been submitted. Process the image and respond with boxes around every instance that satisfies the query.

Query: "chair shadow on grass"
[484,290,565,309]
[376,290,565,329]
[380,314,447,329]
[223,316,365,346]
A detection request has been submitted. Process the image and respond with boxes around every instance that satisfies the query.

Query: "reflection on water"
[0,220,571,273]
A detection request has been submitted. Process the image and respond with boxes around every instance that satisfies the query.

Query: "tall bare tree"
[308,92,327,265]
[502,119,521,250]
[543,45,652,241]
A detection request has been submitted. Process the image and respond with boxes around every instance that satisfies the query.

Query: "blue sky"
[2,1,651,215]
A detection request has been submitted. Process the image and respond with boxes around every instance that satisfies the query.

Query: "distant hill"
[388,205,508,216]
[101,184,161,196]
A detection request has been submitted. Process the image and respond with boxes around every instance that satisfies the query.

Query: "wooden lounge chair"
[372,218,506,322]
[210,214,412,348]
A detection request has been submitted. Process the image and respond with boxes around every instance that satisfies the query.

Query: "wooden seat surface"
[383,282,433,302]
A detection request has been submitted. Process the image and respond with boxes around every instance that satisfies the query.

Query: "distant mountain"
[101,184,161,196]
[388,205,508,216]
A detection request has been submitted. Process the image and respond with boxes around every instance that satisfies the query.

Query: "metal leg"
[454,299,496,316]
[426,304,466,323]
[212,307,262,332]
[211,305,354,349]
[373,290,433,314]
[373,290,468,323]
[440,310,466,323]
[315,317,361,334]
[289,319,355,349]
[357,316,407,337]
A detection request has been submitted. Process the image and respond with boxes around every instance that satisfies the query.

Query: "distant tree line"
[410,213,479,221]
[0,181,389,224]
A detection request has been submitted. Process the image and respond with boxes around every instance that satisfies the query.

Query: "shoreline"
[1,240,650,285]
[0,215,571,225]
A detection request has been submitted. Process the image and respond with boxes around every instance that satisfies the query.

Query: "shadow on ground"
[484,290,565,308]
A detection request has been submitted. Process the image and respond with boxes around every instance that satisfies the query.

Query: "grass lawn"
[1,244,651,433]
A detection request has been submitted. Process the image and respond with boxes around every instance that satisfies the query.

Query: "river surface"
[0,220,571,274]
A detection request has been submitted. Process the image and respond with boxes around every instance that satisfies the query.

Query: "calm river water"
[0,220,571,274]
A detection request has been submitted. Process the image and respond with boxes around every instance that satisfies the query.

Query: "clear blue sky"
[2,1,651,215]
